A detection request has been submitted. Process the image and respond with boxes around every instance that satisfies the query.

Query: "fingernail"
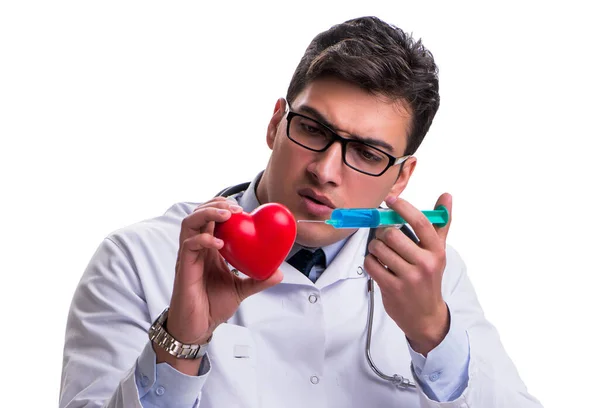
[229,204,243,213]
[217,209,229,215]
[214,238,224,246]
[385,195,398,205]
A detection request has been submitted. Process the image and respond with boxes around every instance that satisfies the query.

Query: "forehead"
[290,77,412,155]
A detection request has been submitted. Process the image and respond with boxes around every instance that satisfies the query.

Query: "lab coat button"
[429,372,440,382]
[310,376,319,384]
[155,386,165,396]
[308,294,319,303]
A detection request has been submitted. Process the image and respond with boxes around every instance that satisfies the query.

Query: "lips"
[297,188,336,209]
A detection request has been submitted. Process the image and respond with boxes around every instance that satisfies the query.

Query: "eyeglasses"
[285,109,411,177]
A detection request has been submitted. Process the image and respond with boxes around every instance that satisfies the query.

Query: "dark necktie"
[287,248,326,278]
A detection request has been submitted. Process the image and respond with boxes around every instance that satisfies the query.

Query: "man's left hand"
[365,193,452,356]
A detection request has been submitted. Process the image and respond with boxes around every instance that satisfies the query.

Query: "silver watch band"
[148,307,211,359]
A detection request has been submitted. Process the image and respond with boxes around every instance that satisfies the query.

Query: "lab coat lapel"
[315,228,370,290]
[280,261,315,285]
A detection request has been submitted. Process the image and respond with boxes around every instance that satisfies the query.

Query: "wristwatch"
[148,307,212,359]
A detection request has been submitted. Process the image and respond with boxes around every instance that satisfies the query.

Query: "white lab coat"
[60,200,543,408]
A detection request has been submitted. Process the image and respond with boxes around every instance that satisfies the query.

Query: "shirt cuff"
[135,340,211,407]
[407,305,470,402]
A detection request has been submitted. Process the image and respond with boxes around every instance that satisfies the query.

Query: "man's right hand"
[154,197,284,375]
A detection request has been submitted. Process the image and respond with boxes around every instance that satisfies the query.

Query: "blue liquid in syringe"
[325,207,449,229]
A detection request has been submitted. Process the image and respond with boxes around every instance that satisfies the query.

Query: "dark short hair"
[286,16,440,156]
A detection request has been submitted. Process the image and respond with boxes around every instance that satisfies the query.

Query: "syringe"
[297,206,449,229]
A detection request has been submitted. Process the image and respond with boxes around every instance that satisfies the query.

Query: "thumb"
[238,269,284,300]
[434,192,453,242]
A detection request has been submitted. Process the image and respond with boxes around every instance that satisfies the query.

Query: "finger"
[237,268,284,300]
[433,193,453,244]
[384,195,442,252]
[368,237,416,277]
[180,233,224,266]
[374,227,423,265]
[180,205,242,244]
[194,199,243,213]
[176,234,224,287]
[363,254,399,290]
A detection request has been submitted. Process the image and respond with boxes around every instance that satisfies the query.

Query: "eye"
[299,120,326,137]
[355,146,384,162]
[301,123,320,134]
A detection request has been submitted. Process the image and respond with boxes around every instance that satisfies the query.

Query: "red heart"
[213,203,297,280]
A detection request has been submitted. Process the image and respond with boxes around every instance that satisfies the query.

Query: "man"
[60,16,542,407]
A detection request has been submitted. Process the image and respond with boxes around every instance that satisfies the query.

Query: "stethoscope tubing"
[366,275,417,389]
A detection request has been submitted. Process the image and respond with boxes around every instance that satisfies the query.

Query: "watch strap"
[149,307,211,359]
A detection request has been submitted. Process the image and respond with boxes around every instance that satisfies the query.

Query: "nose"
[307,141,344,186]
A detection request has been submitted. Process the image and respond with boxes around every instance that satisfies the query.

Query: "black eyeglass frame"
[285,109,411,177]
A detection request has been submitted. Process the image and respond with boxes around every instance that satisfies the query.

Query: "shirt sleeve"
[407,304,470,402]
[59,237,210,408]
[135,341,211,407]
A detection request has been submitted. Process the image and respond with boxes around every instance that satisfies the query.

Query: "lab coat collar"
[286,238,348,269]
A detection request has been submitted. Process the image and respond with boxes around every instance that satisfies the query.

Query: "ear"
[266,98,287,149]
[388,156,417,198]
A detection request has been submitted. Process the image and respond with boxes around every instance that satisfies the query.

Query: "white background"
[1,1,598,407]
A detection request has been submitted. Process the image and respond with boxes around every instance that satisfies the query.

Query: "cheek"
[273,138,310,171]
[268,142,309,201]
[345,177,395,207]
[272,132,294,159]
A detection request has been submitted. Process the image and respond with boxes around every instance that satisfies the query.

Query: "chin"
[295,223,354,248]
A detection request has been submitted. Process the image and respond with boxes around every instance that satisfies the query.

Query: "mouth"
[297,188,336,217]
[298,188,335,208]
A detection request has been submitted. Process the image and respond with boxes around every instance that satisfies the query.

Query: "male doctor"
[60,16,543,407]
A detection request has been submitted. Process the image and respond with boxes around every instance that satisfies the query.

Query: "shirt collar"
[286,240,347,268]
[233,170,353,268]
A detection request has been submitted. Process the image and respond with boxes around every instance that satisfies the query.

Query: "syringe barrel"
[326,207,449,228]
[377,209,409,225]
[328,208,382,228]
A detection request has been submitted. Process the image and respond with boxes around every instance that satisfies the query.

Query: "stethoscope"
[216,182,417,390]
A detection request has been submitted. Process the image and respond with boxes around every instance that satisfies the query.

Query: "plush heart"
[213,203,297,280]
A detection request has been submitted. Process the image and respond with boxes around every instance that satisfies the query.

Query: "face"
[256,77,417,248]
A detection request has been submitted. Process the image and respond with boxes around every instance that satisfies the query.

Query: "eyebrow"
[295,104,396,154]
